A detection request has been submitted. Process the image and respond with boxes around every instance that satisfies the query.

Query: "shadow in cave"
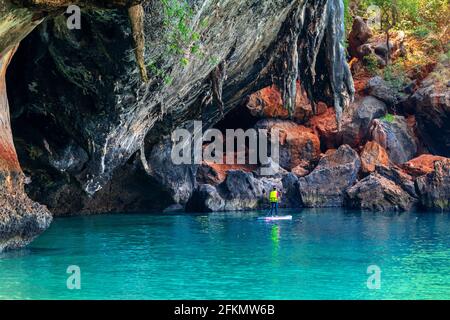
[5,21,173,216]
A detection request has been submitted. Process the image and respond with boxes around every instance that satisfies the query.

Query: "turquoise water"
[0,209,449,300]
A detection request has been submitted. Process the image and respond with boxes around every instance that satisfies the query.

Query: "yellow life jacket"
[269,190,278,202]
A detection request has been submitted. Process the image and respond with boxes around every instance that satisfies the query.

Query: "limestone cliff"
[0,0,353,250]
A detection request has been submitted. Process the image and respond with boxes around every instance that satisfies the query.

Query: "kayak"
[258,215,293,221]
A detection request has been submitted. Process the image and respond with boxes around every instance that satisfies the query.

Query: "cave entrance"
[5,20,174,216]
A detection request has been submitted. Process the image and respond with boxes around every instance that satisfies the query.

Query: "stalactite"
[210,61,227,118]
[275,0,354,128]
[128,4,148,82]
[324,0,354,129]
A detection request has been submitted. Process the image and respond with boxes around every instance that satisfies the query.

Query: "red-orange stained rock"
[402,154,449,176]
[360,141,390,173]
[307,107,339,150]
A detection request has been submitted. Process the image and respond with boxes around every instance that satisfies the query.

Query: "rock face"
[255,120,320,170]
[410,60,450,157]
[1,0,355,249]
[416,160,450,211]
[360,141,389,173]
[1,47,52,251]
[345,173,416,211]
[307,107,339,150]
[298,144,361,207]
[246,84,314,123]
[187,170,301,213]
[369,116,417,164]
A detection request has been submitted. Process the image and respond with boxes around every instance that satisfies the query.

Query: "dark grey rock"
[345,173,417,211]
[299,145,361,207]
[341,96,387,147]
[415,160,450,211]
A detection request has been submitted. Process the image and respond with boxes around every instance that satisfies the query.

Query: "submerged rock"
[298,145,361,207]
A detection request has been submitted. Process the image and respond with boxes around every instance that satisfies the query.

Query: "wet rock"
[345,173,417,211]
[147,137,198,205]
[369,116,418,164]
[189,169,301,212]
[0,189,52,251]
[186,184,224,212]
[255,120,320,170]
[163,204,184,213]
[280,172,302,208]
[341,96,387,147]
[298,145,361,207]
[402,154,448,177]
[416,160,450,211]
[360,141,390,173]
[217,170,275,211]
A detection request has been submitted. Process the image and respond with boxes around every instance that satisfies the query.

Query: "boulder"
[345,173,417,211]
[255,120,320,170]
[375,164,418,199]
[307,107,339,150]
[369,116,418,164]
[188,170,302,212]
[348,17,373,59]
[364,76,397,106]
[415,160,450,211]
[291,159,311,177]
[280,172,302,208]
[186,184,225,212]
[298,145,361,207]
[360,141,390,173]
[402,154,448,176]
[341,96,387,147]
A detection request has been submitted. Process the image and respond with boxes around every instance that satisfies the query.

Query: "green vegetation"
[363,53,380,76]
[382,113,395,123]
[358,0,449,34]
[147,0,209,85]
[383,59,407,90]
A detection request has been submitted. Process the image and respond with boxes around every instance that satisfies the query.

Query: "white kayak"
[258,215,293,221]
